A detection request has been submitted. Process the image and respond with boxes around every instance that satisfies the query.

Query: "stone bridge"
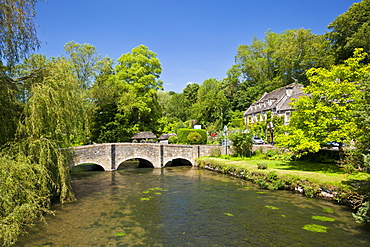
[71,143,226,171]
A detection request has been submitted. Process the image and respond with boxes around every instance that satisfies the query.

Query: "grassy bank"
[196,156,370,208]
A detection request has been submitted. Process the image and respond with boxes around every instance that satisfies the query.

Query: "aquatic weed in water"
[323,208,334,213]
[312,216,335,222]
[302,224,329,233]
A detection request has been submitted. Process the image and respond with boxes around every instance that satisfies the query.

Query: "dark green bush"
[168,135,178,144]
[177,128,207,144]
[187,132,203,144]
[353,197,370,224]
[267,171,278,181]
[228,131,253,157]
[0,154,51,246]
[257,162,268,169]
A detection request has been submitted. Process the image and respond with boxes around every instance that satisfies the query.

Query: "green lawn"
[197,157,370,192]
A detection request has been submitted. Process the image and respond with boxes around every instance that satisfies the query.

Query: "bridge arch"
[163,158,192,167]
[117,158,154,169]
[73,162,105,172]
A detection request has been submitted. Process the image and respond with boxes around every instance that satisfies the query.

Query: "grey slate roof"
[244,83,305,116]
[131,131,157,140]
[158,133,177,140]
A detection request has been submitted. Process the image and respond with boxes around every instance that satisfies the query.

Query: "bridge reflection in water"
[71,143,224,171]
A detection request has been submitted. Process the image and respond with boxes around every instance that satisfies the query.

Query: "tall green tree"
[327,0,370,63]
[0,0,42,145]
[64,41,102,89]
[231,29,333,108]
[0,1,88,244]
[165,93,192,122]
[91,45,163,142]
[1,56,87,245]
[15,57,86,199]
[191,78,228,130]
[0,0,40,68]
[183,83,199,104]
[276,49,368,159]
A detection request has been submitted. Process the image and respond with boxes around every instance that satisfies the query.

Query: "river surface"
[16,167,370,246]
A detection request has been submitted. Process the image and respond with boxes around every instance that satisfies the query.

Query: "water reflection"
[16,167,370,246]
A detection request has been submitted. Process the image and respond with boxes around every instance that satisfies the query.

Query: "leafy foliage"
[276,49,368,159]
[90,45,163,142]
[327,0,370,63]
[177,128,207,145]
[168,135,178,144]
[191,78,229,130]
[353,198,370,224]
[0,56,87,245]
[0,0,40,68]
[0,154,51,246]
[230,29,333,108]
[187,132,203,145]
[229,131,253,157]
[64,41,103,89]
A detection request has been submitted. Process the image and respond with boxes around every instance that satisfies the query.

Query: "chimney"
[286,85,293,97]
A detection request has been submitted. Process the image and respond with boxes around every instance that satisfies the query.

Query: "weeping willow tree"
[17,57,86,199]
[0,1,89,245]
[0,57,87,245]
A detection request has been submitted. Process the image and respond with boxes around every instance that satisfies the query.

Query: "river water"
[16,167,370,246]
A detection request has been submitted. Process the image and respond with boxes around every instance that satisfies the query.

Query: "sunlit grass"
[198,157,370,190]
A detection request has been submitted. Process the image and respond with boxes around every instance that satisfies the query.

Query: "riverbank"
[196,157,370,212]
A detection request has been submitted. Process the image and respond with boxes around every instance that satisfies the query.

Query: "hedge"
[177,128,207,144]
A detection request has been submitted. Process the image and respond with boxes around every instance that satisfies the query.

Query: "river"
[16,166,370,246]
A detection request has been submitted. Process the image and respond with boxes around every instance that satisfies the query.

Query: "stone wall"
[252,144,281,153]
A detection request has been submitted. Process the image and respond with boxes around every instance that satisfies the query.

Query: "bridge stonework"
[71,143,224,171]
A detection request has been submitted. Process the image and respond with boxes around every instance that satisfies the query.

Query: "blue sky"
[35,0,358,92]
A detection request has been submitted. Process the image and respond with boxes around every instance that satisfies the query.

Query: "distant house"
[158,133,177,144]
[243,83,305,126]
[131,131,157,143]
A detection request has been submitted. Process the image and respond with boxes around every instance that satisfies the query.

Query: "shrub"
[187,132,203,144]
[267,171,278,181]
[353,198,370,224]
[363,154,370,172]
[257,162,268,169]
[177,128,207,144]
[209,146,221,157]
[168,135,178,144]
[228,131,253,157]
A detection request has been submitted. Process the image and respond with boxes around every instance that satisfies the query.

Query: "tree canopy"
[227,28,333,109]
[327,0,370,63]
[0,0,40,68]
[90,45,164,142]
[276,49,368,158]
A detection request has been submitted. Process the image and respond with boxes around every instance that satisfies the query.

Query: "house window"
[284,111,291,125]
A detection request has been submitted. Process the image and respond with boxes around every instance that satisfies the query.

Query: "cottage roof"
[131,131,157,140]
[244,83,305,116]
[158,133,177,140]
[279,92,307,111]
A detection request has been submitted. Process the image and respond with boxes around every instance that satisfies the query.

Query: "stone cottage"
[243,83,305,126]
[131,131,157,143]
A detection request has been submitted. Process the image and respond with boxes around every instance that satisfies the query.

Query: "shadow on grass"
[275,161,345,174]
